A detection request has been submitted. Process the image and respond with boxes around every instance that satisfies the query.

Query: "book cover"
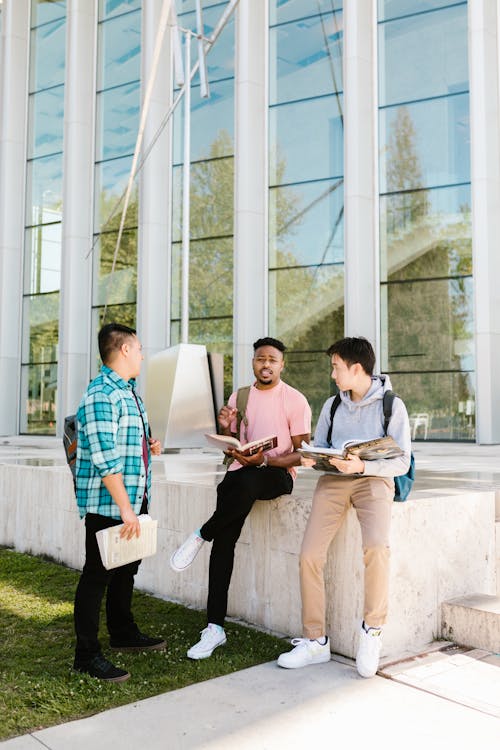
[96,515,158,570]
[205,433,278,456]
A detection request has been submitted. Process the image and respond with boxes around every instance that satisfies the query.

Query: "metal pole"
[180,31,191,344]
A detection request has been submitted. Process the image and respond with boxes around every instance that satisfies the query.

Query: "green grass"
[0,547,286,741]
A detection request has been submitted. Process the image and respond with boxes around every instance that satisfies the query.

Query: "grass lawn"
[0,547,286,741]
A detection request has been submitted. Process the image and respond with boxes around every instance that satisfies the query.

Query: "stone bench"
[0,462,496,660]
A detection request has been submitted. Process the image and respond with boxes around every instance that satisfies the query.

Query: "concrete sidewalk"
[2,650,499,750]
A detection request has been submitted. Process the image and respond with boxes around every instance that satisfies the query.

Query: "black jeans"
[200,466,293,626]
[73,511,143,664]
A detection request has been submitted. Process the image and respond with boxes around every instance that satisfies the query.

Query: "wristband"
[258,454,268,468]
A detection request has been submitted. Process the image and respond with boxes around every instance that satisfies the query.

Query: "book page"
[96,515,158,570]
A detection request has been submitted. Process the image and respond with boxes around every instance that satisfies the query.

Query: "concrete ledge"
[442,594,500,652]
[0,461,497,659]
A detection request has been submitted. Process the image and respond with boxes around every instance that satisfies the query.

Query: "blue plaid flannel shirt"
[75,365,152,519]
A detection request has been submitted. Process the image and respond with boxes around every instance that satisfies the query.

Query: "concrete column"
[137,0,172,377]
[0,0,30,435]
[468,0,500,443]
[343,0,379,351]
[233,0,268,387]
[57,0,97,426]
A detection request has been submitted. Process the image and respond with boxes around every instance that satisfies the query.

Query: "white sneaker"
[356,623,382,678]
[277,637,330,669]
[170,531,205,572]
[187,624,227,660]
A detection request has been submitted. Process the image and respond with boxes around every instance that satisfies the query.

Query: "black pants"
[200,466,293,626]
[73,511,144,664]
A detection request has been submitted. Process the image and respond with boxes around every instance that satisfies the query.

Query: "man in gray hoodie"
[277,337,411,677]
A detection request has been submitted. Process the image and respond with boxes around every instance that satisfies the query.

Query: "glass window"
[22,292,60,364]
[270,178,344,268]
[175,6,234,86]
[270,95,343,186]
[31,0,66,28]
[378,0,463,22]
[270,11,343,106]
[24,224,62,295]
[379,5,468,107]
[388,371,475,441]
[178,1,230,13]
[269,264,344,350]
[379,95,470,193]
[270,0,342,26]
[21,363,58,434]
[94,156,138,233]
[172,157,234,243]
[173,81,234,165]
[381,276,474,373]
[99,0,141,22]
[380,184,472,282]
[28,87,65,159]
[25,155,63,227]
[97,10,141,91]
[171,237,233,319]
[92,230,137,306]
[29,18,66,91]
[95,82,140,161]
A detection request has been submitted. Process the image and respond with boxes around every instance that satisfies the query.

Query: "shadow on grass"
[0,548,285,741]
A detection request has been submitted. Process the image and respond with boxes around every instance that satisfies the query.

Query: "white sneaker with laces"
[356,623,382,678]
[277,637,330,669]
[170,531,205,572]
[187,624,227,660]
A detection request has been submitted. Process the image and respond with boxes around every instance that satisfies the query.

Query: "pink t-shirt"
[227,380,311,479]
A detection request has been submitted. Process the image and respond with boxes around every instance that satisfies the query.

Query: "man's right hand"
[120,506,141,539]
[218,406,237,431]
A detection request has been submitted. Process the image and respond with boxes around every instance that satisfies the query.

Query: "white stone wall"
[0,462,496,659]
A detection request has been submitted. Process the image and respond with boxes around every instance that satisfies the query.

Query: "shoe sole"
[277,652,331,669]
[74,667,131,683]
[187,637,227,660]
[170,552,196,572]
[110,641,167,652]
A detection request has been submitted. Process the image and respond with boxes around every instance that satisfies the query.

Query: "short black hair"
[98,322,137,364]
[326,337,375,376]
[253,337,286,353]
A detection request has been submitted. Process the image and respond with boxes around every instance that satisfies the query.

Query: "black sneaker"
[74,655,130,682]
[109,632,167,652]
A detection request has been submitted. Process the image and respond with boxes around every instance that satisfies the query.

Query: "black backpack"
[63,414,77,493]
[326,390,415,502]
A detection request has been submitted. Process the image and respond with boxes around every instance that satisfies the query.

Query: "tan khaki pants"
[300,474,394,638]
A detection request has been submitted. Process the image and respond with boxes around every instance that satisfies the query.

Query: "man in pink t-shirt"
[170,337,311,659]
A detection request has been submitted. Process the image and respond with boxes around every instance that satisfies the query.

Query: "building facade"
[0,0,499,442]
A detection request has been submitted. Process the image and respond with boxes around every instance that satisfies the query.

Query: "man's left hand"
[227,448,265,467]
[149,438,162,456]
[328,454,364,474]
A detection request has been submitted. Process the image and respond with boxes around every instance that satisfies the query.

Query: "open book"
[205,433,278,456]
[96,514,158,570]
[299,436,403,472]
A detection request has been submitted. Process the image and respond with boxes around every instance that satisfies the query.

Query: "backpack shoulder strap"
[382,390,396,434]
[326,393,342,446]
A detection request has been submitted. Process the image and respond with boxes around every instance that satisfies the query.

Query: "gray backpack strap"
[223,385,251,467]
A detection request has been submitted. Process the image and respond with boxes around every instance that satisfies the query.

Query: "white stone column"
[233,0,268,387]
[469,0,500,443]
[0,0,30,435]
[137,0,172,376]
[57,0,97,429]
[343,0,379,351]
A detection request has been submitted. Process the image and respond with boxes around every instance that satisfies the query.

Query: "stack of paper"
[96,514,158,570]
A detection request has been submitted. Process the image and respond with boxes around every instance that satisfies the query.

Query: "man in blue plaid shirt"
[73,323,165,683]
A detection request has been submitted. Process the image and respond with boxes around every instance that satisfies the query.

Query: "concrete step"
[442,594,500,652]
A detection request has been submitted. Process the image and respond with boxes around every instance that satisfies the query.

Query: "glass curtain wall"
[21,0,67,434]
[378,1,473,441]
[268,1,344,424]
[171,1,235,397]
[91,0,142,371]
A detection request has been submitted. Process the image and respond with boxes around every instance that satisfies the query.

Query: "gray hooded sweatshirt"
[313,375,411,478]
